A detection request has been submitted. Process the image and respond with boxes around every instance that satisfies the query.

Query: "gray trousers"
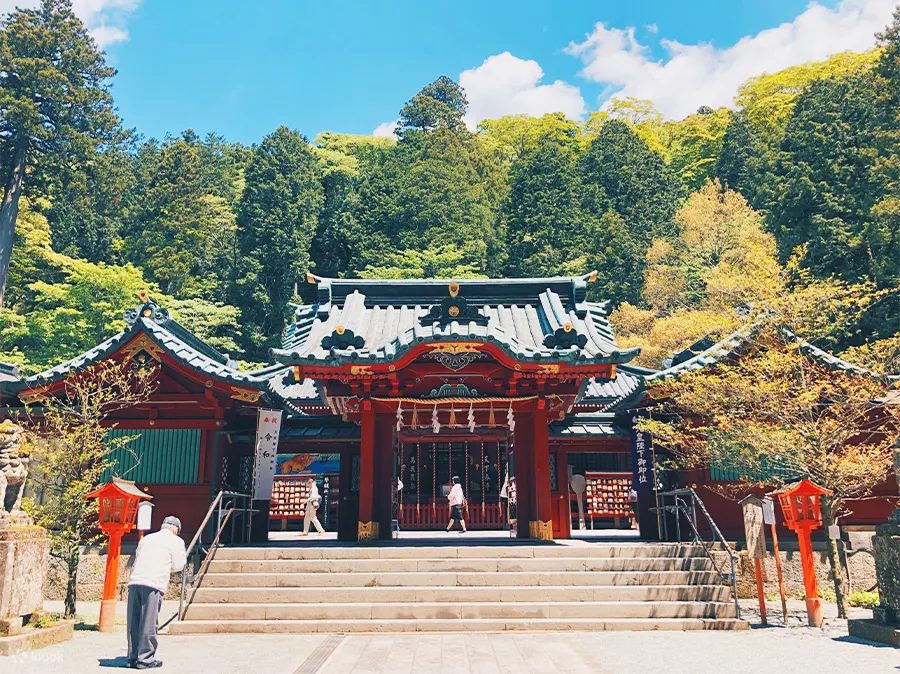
[127,584,163,665]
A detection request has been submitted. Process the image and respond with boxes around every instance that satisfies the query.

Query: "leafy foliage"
[25,361,156,617]
[0,4,896,377]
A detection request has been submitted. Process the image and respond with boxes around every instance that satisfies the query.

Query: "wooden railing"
[398,503,507,529]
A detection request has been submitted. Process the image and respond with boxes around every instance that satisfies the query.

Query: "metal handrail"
[159,490,252,627]
[651,488,741,620]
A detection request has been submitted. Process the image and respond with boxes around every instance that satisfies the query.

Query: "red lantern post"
[769,479,832,628]
[87,479,152,632]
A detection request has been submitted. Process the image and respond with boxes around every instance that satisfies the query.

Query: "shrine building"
[1,273,896,542]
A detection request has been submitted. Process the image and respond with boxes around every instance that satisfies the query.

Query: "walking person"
[126,515,187,669]
[301,476,325,536]
[445,476,468,533]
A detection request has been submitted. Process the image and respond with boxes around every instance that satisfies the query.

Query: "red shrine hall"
[1,275,896,542]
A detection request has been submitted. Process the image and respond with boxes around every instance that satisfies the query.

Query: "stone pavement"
[5,599,895,673]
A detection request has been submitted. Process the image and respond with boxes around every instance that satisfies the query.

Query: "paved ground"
[6,599,896,673]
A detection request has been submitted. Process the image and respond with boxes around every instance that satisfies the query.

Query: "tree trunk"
[820,496,850,618]
[64,545,80,619]
[0,139,29,309]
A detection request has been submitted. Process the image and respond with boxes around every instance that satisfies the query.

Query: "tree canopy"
[0,2,897,379]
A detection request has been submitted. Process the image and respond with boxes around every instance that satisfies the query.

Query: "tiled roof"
[274,274,639,368]
[264,370,328,413]
[549,412,627,438]
[647,324,896,382]
[0,299,266,395]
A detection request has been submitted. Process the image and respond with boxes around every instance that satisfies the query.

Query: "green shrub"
[848,590,879,609]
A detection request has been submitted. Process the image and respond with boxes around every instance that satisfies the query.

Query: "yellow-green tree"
[641,327,899,617]
[26,361,155,617]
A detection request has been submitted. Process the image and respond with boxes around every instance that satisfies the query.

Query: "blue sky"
[6,0,893,144]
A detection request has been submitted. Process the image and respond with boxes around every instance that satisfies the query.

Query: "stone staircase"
[168,542,748,633]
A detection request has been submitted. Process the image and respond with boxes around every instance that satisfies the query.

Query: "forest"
[1,1,898,372]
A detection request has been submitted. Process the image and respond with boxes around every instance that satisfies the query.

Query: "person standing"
[126,515,187,670]
[301,477,325,536]
[445,476,467,533]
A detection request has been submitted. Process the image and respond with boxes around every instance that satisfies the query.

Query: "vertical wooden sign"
[740,495,768,625]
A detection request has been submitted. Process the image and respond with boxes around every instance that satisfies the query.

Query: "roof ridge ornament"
[422,282,488,325]
[124,292,171,326]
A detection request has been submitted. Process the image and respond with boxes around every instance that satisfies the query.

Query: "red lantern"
[87,479,152,632]
[769,479,832,627]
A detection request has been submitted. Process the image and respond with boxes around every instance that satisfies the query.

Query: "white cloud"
[371,51,585,135]
[372,120,399,138]
[567,0,895,119]
[459,52,586,129]
[0,0,141,46]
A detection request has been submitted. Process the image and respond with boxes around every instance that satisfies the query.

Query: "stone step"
[211,544,713,561]
[198,570,725,588]
[169,617,749,634]
[190,584,733,604]
[205,557,713,574]
[182,601,738,621]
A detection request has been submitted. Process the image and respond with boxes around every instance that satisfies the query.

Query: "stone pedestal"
[0,526,51,636]
[849,517,900,647]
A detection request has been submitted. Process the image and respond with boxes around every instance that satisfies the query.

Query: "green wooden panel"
[102,429,201,484]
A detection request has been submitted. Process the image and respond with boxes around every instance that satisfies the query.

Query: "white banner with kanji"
[252,409,283,500]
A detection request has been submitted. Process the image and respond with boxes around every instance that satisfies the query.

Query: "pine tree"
[580,120,682,305]
[504,132,582,277]
[232,127,324,356]
[0,0,118,306]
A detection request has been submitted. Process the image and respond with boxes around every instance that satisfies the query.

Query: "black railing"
[650,488,741,620]
[160,490,253,627]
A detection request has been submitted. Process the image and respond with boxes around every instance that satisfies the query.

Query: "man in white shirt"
[445,476,468,533]
[126,515,187,669]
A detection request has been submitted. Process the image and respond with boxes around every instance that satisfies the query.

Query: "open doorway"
[395,438,515,533]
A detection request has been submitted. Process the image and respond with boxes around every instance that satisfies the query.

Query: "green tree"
[43,130,138,263]
[761,74,893,293]
[0,0,118,307]
[714,110,762,202]
[123,132,238,300]
[232,127,323,356]
[359,243,484,279]
[580,120,682,304]
[26,361,155,617]
[503,132,583,277]
[397,75,468,135]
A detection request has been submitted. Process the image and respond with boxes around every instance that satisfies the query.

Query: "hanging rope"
[411,405,418,428]
[481,441,486,515]
[373,395,537,404]
[432,442,436,514]
[467,404,475,433]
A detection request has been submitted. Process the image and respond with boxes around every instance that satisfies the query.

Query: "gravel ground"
[4,599,895,674]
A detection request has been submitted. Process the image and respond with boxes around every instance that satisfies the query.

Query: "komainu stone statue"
[0,421,29,525]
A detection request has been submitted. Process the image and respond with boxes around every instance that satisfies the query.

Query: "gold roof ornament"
[139,290,149,302]
[306,271,316,284]
[335,325,346,335]
[448,282,460,297]
[563,322,573,333]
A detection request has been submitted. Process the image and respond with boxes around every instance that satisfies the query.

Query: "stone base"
[0,526,50,621]
[848,619,900,648]
[0,616,23,636]
[0,620,74,657]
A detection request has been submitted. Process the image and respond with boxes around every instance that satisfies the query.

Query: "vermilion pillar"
[514,412,534,539]
[530,402,553,541]
[374,414,395,540]
[99,531,123,631]
[358,401,378,541]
